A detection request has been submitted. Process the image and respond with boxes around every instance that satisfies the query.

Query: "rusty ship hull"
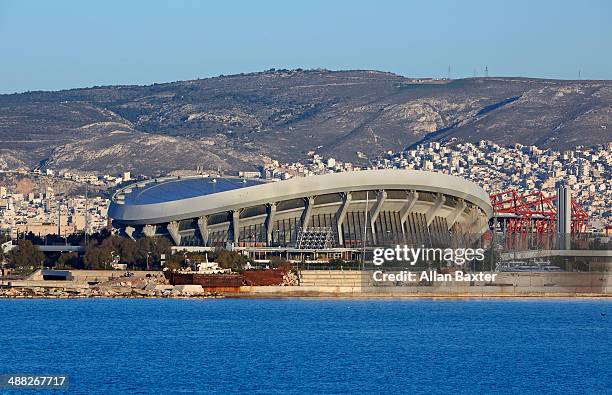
[165,269,287,292]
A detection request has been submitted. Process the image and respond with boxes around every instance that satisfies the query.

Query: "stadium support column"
[301,196,315,228]
[400,191,419,238]
[197,216,209,246]
[167,221,181,246]
[231,210,240,245]
[426,193,446,226]
[369,190,387,245]
[446,199,466,230]
[335,192,352,246]
[265,203,277,246]
[142,225,156,238]
[467,208,486,243]
[124,226,135,240]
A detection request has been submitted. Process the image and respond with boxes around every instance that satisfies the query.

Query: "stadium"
[108,170,493,261]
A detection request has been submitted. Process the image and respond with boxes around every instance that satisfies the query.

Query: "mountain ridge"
[1,69,610,174]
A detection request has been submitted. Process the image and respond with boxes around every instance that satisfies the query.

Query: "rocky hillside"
[0,69,610,174]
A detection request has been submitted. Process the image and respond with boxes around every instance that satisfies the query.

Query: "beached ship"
[164,262,288,291]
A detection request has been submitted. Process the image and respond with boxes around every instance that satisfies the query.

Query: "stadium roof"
[110,170,493,225]
[122,177,265,205]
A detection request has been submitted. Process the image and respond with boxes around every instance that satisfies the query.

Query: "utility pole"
[362,191,369,270]
[84,182,88,246]
[57,200,61,239]
[490,198,498,276]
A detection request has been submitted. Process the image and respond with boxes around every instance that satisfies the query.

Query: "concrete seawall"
[26,269,161,282]
[5,270,162,289]
[237,270,612,297]
[4,269,612,298]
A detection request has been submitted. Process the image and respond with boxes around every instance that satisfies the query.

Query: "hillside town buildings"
[0,169,120,239]
[0,187,109,239]
[263,141,611,229]
[0,141,610,239]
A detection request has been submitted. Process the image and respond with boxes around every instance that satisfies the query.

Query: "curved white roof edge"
[109,169,493,225]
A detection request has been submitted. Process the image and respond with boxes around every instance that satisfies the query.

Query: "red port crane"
[489,190,588,235]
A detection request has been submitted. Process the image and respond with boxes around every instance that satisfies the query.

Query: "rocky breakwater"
[0,274,224,299]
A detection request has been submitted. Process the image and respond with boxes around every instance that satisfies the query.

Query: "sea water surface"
[0,298,610,394]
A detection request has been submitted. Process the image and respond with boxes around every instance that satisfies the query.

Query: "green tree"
[81,235,173,270]
[213,249,250,272]
[269,256,293,270]
[164,254,184,270]
[134,236,172,269]
[151,237,172,268]
[101,235,137,267]
[56,252,80,269]
[135,237,153,269]
[8,240,45,270]
[83,241,112,269]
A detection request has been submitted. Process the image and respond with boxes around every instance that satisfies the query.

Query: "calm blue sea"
[0,298,610,394]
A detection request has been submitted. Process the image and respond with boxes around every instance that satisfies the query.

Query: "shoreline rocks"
[0,286,224,299]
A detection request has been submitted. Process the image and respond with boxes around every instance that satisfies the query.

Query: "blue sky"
[0,0,610,93]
